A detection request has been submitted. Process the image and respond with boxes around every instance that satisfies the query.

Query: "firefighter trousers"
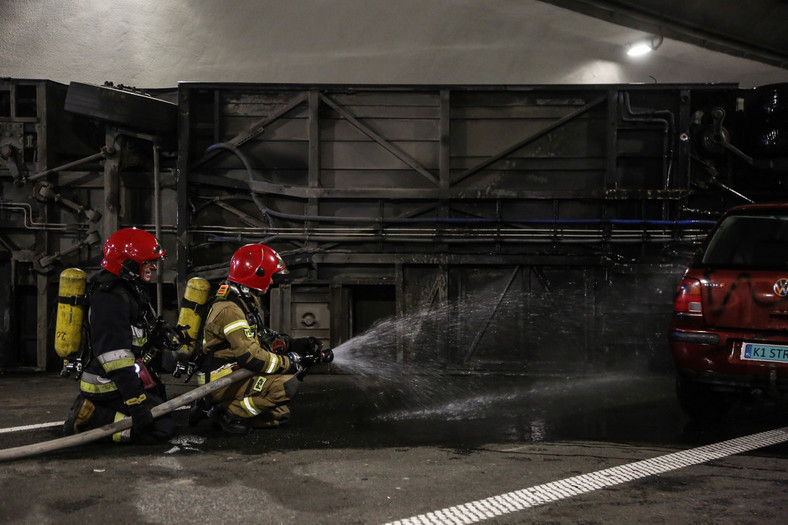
[65,390,176,443]
[210,373,301,428]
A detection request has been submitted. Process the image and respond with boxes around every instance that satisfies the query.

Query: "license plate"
[741,342,788,364]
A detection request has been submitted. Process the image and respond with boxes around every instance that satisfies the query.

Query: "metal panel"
[6,80,788,373]
[270,284,331,350]
[1,80,180,371]
[175,81,788,373]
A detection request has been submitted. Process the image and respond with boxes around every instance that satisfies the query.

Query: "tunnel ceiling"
[539,0,788,70]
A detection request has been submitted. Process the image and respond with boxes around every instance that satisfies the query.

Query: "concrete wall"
[1,0,785,89]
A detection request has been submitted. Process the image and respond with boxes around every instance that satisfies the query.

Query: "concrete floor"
[1,369,787,524]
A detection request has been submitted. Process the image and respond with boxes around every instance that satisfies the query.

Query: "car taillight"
[673,277,703,315]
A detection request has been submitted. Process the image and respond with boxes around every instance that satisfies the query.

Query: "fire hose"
[0,368,254,463]
[0,344,333,462]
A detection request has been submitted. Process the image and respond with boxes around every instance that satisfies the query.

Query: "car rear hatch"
[697,212,788,332]
[699,269,788,331]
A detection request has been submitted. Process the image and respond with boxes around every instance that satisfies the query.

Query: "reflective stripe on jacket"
[202,293,293,376]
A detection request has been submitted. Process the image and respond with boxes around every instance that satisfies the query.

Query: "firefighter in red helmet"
[62,227,176,444]
[190,244,330,434]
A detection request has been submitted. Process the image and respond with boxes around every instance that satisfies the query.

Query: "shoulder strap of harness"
[198,283,261,367]
[199,283,241,358]
[215,283,263,331]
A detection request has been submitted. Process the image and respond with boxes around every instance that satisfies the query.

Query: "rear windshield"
[702,214,788,269]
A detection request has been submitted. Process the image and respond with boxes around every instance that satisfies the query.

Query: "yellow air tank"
[176,277,211,358]
[54,268,87,358]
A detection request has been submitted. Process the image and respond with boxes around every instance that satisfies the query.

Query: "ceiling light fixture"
[626,34,664,57]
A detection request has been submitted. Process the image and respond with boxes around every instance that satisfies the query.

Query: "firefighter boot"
[207,404,250,435]
[188,397,211,427]
[251,405,291,429]
[63,394,95,436]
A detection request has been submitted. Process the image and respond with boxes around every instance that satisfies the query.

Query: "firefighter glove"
[286,352,303,375]
[128,398,155,436]
[161,348,190,373]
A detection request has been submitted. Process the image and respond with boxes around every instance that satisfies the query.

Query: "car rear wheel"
[675,375,736,420]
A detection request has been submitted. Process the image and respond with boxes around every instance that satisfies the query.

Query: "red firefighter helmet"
[101,227,166,279]
[227,244,288,293]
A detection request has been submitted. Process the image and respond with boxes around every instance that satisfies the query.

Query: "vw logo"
[774,279,788,297]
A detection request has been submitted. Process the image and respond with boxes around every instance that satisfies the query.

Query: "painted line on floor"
[0,407,190,435]
[385,426,788,525]
[0,421,63,434]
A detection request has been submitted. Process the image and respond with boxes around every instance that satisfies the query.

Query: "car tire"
[675,375,736,420]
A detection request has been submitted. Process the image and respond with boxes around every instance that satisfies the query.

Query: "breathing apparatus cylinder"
[176,277,211,358]
[54,268,87,358]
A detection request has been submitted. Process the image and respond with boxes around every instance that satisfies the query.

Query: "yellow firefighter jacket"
[201,283,294,376]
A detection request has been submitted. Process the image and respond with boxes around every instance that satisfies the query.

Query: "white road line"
[0,406,190,435]
[385,427,788,525]
[0,422,63,434]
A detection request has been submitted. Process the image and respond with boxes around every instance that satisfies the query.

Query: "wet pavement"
[1,369,787,524]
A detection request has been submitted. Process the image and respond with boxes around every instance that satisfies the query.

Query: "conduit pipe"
[195,228,709,244]
[200,139,707,245]
[620,92,676,190]
[204,142,275,232]
[26,147,113,183]
[0,202,89,231]
[153,142,163,314]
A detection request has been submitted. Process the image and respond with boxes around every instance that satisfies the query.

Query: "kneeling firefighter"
[190,243,332,434]
[62,227,178,444]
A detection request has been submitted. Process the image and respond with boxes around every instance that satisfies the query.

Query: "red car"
[669,202,788,419]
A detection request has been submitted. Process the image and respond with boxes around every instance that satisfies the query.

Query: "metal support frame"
[32,82,50,371]
[453,95,607,185]
[4,80,773,372]
[319,93,439,186]
[169,82,763,373]
[463,266,520,363]
[102,130,121,241]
